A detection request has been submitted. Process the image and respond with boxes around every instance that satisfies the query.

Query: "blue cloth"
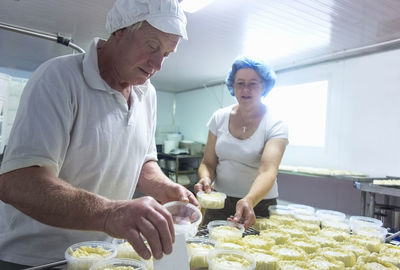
[225,56,276,97]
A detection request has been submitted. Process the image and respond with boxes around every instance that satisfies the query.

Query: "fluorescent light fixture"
[180,0,215,13]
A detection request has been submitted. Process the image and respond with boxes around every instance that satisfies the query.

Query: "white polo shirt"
[0,38,158,265]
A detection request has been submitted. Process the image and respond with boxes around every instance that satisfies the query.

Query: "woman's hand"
[194,177,213,194]
[228,198,256,229]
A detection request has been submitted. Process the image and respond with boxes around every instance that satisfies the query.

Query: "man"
[0,0,198,268]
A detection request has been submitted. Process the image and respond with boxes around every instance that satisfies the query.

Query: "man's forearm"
[0,166,110,231]
[137,160,173,201]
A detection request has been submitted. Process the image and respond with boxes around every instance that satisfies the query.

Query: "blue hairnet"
[225,56,277,97]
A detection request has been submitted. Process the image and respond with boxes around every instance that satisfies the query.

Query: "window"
[263,80,328,147]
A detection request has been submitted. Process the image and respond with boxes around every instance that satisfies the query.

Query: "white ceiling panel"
[1,0,400,92]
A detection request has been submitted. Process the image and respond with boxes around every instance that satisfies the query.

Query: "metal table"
[353,181,400,217]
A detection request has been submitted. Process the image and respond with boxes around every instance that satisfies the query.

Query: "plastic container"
[294,213,321,225]
[321,219,350,232]
[207,249,256,270]
[315,209,346,222]
[186,237,215,269]
[89,258,146,270]
[352,225,388,242]
[207,220,244,241]
[112,239,153,269]
[287,204,315,215]
[163,201,202,239]
[349,216,383,230]
[268,205,295,217]
[65,241,117,270]
[197,191,227,209]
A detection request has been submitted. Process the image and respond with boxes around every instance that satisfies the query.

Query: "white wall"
[175,84,236,143]
[172,48,400,177]
[155,90,177,144]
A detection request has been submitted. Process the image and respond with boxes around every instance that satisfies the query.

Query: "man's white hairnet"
[106,0,187,39]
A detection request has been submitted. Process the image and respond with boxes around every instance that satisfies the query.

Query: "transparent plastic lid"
[288,203,315,215]
[268,205,295,217]
[163,201,202,238]
[349,216,383,230]
[315,209,346,222]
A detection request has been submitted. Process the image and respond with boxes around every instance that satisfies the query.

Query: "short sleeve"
[206,111,218,135]
[0,62,74,176]
[267,119,289,140]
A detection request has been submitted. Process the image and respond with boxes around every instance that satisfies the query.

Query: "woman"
[194,56,288,229]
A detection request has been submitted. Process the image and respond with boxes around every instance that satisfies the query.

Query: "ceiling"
[1,0,400,92]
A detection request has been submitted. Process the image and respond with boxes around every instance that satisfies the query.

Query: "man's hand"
[158,181,199,207]
[103,196,174,260]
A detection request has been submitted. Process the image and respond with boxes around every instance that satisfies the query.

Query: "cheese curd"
[276,260,315,270]
[207,249,256,270]
[65,241,117,270]
[354,254,398,270]
[320,228,350,242]
[291,238,320,254]
[317,247,356,267]
[294,221,320,235]
[309,235,338,248]
[280,226,307,239]
[70,246,111,258]
[376,254,400,269]
[114,241,153,270]
[309,255,345,270]
[270,245,306,261]
[216,240,245,251]
[242,235,275,250]
[348,235,382,253]
[253,218,280,231]
[186,238,215,269]
[269,214,296,226]
[249,250,277,270]
[380,243,400,257]
[260,229,290,245]
[340,243,370,258]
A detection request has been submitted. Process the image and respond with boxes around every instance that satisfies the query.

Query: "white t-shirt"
[0,38,158,265]
[209,104,288,199]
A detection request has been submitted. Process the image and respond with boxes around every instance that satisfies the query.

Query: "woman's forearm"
[198,162,215,181]
[243,170,278,207]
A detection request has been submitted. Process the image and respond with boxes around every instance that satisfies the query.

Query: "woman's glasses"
[234,81,262,90]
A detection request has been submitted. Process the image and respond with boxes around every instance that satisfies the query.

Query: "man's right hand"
[103,196,174,260]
